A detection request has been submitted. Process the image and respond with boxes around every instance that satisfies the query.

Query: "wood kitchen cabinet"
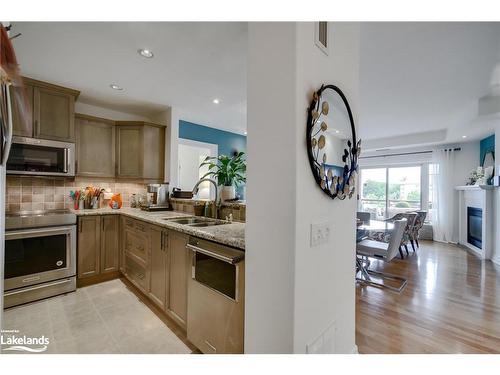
[78,215,119,281]
[75,114,115,177]
[77,216,101,278]
[146,225,189,328]
[167,230,189,327]
[10,82,34,137]
[121,217,150,293]
[115,121,165,181]
[149,226,168,309]
[100,216,119,274]
[11,77,79,142]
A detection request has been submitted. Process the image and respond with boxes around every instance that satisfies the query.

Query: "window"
[359,166,422,220]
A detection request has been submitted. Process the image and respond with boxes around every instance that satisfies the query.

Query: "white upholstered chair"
[356,218,408,292]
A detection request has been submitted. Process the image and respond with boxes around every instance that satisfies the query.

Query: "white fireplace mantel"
[455,185,497,259]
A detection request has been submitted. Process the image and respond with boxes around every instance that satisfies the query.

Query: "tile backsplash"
[6,176,147,212]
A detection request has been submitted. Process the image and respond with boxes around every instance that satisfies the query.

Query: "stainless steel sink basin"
[163,217,229,227]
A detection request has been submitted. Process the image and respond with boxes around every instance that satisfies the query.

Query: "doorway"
[178,139,218,199]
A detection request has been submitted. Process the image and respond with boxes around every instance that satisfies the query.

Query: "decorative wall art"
[306,84,360,200]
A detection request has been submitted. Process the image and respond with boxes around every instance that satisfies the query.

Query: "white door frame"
[178,138,218,197]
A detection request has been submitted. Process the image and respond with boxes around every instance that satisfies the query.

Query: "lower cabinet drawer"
[124,253,148,292]
[124,229,149,263]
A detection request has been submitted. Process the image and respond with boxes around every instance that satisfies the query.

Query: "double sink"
[163,216,230,228]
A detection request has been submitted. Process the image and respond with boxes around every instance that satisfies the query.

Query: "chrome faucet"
[192,179,219,219]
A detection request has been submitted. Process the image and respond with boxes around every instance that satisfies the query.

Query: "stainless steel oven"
[4,209,77,308]
[6,136,75,177]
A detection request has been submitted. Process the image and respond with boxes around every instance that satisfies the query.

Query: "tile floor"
[1,279,192,354]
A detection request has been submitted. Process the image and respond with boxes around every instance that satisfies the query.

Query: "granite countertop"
[73,207,245,250]
[170,197,246,208]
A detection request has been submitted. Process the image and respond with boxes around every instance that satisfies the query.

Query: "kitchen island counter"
[73,207,245,250]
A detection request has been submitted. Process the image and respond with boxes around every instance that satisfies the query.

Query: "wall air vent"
[315,22,329,55]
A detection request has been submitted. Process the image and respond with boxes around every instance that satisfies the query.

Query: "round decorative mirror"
[306,84,360,200]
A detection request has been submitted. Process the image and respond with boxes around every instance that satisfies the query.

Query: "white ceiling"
[11,22,500,146]
[11,22,247,134]
[359,22,500,149]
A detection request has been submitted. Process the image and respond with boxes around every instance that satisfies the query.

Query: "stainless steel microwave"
[6,136,75,177]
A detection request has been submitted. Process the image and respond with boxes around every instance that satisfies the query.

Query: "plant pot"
[220,185,236,201]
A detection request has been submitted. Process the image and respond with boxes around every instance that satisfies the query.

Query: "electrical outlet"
[310,222,332,247]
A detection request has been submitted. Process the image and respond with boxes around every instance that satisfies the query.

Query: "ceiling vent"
[315,22,329,55]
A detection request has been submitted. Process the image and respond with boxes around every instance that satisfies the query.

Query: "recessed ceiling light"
[462,135,467,139]
[109,84,123,91]
[213,98,220,104]
[335,130,340,134]
[138,49,154,58]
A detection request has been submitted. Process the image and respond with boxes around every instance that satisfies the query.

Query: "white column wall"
[493,126,500,264]
[293,22,359,354]
[245,22,297,353]
[246,22,360,354]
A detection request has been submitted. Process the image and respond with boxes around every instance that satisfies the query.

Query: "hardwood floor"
[356,240,500,353]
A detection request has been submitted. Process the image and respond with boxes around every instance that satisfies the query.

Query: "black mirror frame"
[306,84,360,200]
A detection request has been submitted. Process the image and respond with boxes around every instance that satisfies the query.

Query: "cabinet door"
[76,115,115,177]
[167,230,189,326]
[78,216,101,278]
[143,125,165,180]
[34,86,75,142]
[100,215,119,274]
[116,126,143,178]
[10,83,34,137]
[149,226,167,309]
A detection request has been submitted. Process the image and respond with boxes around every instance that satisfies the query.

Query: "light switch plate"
[310,222,332,247]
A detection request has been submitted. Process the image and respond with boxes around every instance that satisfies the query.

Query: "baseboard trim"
[76,271,120,288]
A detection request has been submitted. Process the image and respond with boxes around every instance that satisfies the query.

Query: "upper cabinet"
[10,82,34,137]
[115,121,166,181]
[75,114,116,177]
[11,77,80,142]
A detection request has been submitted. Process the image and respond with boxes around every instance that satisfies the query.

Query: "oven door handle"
[5,226,74,240]
[4,278,73,297]
[186,243,244,264]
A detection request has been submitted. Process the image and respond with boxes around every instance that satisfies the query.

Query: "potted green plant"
[200,152,246,201]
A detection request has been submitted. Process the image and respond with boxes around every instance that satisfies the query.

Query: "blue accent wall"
[179,120,247,198]
[480,134,495,165]
[179,120,246,157]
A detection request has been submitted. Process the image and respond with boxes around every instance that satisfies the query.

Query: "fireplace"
[467,207,482,249]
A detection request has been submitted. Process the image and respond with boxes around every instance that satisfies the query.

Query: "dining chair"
[410,211,427,248]
[367,212,417,258]
[356,219,408,292]
[357,211,371,224]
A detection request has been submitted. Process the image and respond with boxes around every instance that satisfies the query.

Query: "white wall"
[492,125,500,265]
[246,22,359,354]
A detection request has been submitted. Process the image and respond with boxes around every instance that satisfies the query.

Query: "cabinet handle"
[102,218,105,231]
[204,340,217,353]
[160,232,164,250]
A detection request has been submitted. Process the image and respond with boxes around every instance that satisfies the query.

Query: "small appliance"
[141,183,171,211]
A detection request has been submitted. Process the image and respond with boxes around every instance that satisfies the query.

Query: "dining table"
[356,219,394,243]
